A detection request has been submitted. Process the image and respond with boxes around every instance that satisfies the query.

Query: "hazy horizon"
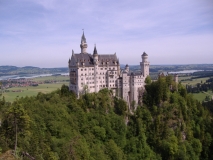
[1,63,213,69]
[1,0,213,67]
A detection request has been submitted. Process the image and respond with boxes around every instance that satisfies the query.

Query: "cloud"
[0,0,213,67]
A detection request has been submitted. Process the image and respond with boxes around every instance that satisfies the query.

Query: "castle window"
[85,69,86,71]
[81,69,83,71]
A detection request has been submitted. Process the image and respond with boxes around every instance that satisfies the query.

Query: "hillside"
[0,78,213,159]
[0,66,68,76]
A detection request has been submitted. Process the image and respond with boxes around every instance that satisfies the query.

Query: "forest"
[0,76,213,160]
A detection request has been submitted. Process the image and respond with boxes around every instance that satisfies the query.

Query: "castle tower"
[124,64,129,73]
[174,74,178,83]
[80,31,88,53]
[93,45,99,92]
[140,52,150,78]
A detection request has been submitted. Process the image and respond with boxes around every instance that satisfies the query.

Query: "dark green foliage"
[0,81,213,160]
[142,77,213,160]
[143,77,170,106]
[145,75,152,84]
[114,97,127,116]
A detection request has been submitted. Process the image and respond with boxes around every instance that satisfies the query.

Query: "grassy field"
[3,82,69,102]
[192,91,213,102]
[2,75,69,102]
[178,76,213,102]
[33,75,69,82]
[179,77,209,86]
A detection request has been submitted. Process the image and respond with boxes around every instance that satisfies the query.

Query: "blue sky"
[0,0,213,67]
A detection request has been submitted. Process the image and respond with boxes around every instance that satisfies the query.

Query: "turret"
[140,52,150,78]
[125,64,129,73]
[174,74,178,83]
[80,31,88,53]
[93,45,98,65]
[93,45,99,92]
[142,52,148,62]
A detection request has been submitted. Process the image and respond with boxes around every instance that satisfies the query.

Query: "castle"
[68,32,149,109]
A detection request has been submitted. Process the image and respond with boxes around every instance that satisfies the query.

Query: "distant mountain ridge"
[0,66,68,76]
[1,64,213,76]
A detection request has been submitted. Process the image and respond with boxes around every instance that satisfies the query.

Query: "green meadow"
[33,75,69,82]
[1,76,69,102]
[180,77,209,86]
[179,76,213,102]
[192,91,213,102]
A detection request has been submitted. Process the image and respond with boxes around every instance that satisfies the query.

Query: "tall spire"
[80,30,88,54]
[93,44,98,65]
[93,44,98,55]
[81,30,86,43]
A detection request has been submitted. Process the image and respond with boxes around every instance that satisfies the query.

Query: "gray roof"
[142,52,148,56]
[93,46,98,55]
[159,72,169,76]
[129,72,143,76]
[72,53,118,67]
[81,32,86,43]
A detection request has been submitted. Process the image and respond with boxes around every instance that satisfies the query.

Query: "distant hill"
[1,64,213,76]
[0,66,68,76]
